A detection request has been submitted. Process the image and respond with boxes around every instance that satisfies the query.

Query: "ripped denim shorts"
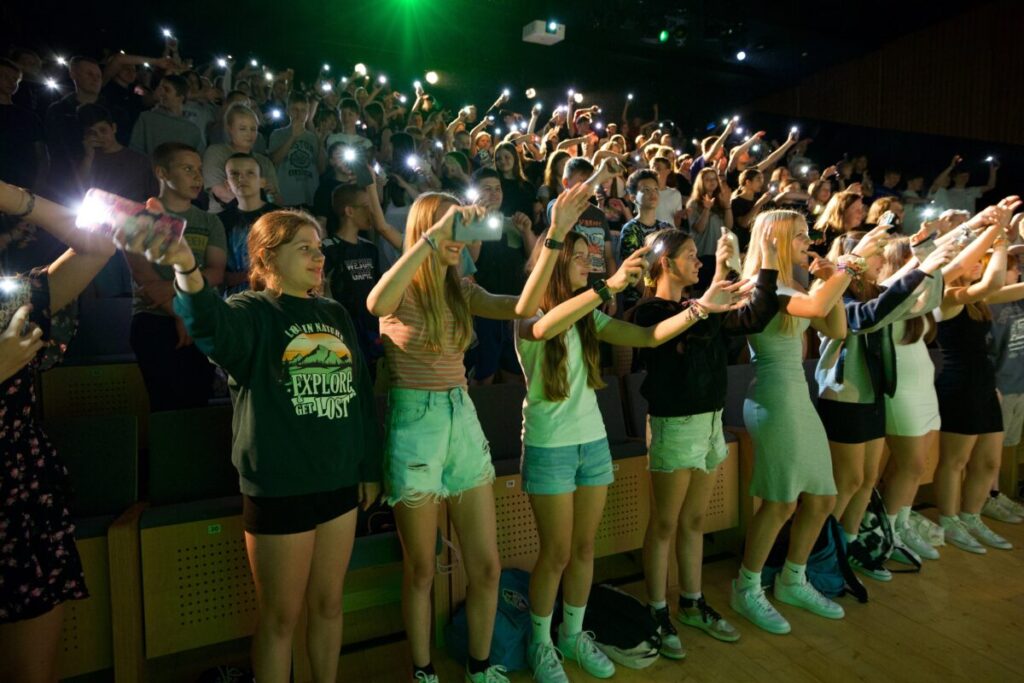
[383,387,495,507]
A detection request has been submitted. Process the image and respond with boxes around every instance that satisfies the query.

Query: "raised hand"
[549,183,595,240]
[809,256,835,279]
[851,224,891,258]
[0,304,44,383]
[607,246,649,293]
[697,279,745,312]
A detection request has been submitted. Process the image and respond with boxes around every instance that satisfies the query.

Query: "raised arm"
[755,129,798,173]
[365,166,404,250]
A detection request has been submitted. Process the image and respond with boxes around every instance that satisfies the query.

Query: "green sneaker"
[527,640,568,683]
[558,628,616,679]
[464,664,509,683]
[676,595,741,642]
[774,578,844,620]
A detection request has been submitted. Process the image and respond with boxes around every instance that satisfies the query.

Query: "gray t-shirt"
[182,100,216,148]
[129,108,206,157]
[989,301,1024,394]
[132,205,226,316]
[268,127,320,207]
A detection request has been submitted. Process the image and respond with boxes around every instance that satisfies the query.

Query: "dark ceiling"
[0,0,985,127]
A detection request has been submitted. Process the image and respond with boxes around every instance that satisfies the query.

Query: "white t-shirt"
[941,186,983,214]
[656,187,683,226]
[515,310,612,447]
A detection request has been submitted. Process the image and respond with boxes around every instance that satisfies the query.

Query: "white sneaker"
[959,513,1013,550]
[940,516,987,554]
[983,495,1024,524]
[995,492,1024,518]
[729,580,790,635]
[774,578,845,620]
[898,521,940,560]
[849,556,893,582]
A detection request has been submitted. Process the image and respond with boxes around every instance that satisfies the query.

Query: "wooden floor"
[340,509,1024,683]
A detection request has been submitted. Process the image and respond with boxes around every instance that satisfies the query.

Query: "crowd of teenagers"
[2,37,1024,683]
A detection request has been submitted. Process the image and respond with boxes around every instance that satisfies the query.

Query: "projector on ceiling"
[523,20,564,46]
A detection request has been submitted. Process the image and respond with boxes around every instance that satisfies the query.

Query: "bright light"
[736,50,747,61]
[790,126,798,134]
[425,71,439,85]
[627,93,634,101]
[495,128,502,135]
[800,165,810,175]
[466,187,480,202]
[691,138,699,146]
[721,118,729,125]
[341,76,348,84]
[547,20,558,32]
[321,82,333,92]
[573,93,583,103]
[675,148,682,155]
[659,29,670,43]
[594,122,603,130]
[413,79,422,90]
[45,78,58,90]
[752,144,761,152]
[733,115,740,121]
[271,109,282,120]
[143,62,150,69]
[434,140,444,149]
[526,88,536,99]
[567,88,575,97]
[378,74,387,84]
[533,102,543,111]
[922,206,937,218]
[265,72,274,82]
[486,215,502,230]
[56,56,67,66]
[519,121,528,131]
[502,88,510,97]
[0,277,21,294]
[406,154,420,169]
[161,28,173,38]
[736,126,745,135]
[986,156,995,162]
[75,193,112,230]
[217,58,227,68]
[372,162,382,175]
[323,63,331,72]
[250,59,259,67]
[342,148,357,162]
[354,63,367,76]
[399,95,407,104]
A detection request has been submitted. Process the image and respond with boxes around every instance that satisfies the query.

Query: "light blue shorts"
[384,387,495,506]
[647,411,728,474]
[522,438,614,495]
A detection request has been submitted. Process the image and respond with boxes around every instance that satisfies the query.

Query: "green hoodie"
[174,284,381,497]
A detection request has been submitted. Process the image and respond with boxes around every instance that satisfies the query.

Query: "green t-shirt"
[174,285,382,496]
[514,309,612,447]
[132,205,227,316]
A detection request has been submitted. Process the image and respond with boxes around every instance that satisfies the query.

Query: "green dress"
[743,287,837,502]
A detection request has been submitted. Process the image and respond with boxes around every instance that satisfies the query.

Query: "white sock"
[843,530,857,544]
[680,591,702,601]
[737,565,761,591]
[781,560,806,586]
[897,506,911,527]
[562,602,586,638]
[530,611,552,646]
[648,599,667,610]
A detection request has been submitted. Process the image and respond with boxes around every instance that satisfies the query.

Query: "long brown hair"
[544,150,570,199]
[540,232,605,401]
[248,209,322,294]
[825,231,882,303]
[404,192,474,351]
[642,229,694,298]
[880,238,937,344]
[494,141,527,182]
[814,189,862,236]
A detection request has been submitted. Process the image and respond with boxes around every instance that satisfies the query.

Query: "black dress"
[0,269,87,623]
[935,307,1003,435]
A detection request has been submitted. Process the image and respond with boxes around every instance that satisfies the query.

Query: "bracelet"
[174,262,200,276]
[422,233,439,252]
[689,300,709,320]
[9,188,35,218]
[591,278,612,303]
[544,237,564,251]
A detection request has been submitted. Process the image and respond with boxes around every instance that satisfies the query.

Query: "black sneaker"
[677,595,741,642]
[650,605,686,659]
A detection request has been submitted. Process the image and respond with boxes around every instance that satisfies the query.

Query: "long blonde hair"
[743,210,806,334]
[403,193,474,351]
[540,232,605,401]
[248,209,322,295]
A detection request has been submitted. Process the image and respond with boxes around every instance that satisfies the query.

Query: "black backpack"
[848,489,921,573]
[582,584,661,669]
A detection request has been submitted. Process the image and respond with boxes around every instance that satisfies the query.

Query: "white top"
[515,310,613,447]
[656,187,683,226]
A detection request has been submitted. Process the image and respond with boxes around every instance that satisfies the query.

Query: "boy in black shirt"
[220,153,279,295]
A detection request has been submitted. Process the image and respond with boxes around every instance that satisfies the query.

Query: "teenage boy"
[129,74,205,157]
[126,142,226,411]
[324,98,373,154]
[77,103,158,201]
[651,156,684,228]
[220,153,279,295]
[268,93,319,207]
[45,56,106,200]
[0,57,46,191]
[618,169,673,310]
[466,167,534,384]
[203,103,279,212]
[313,142,361,235]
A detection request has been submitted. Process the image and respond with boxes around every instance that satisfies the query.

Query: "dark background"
[3,0,1021,191]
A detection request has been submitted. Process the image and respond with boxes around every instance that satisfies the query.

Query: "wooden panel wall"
[750,1,1024,145]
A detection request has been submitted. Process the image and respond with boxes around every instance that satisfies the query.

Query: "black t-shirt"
[0,103,43,189]
[220,202,280,295]
[101,81,146,145]
[499,177,536,218]
[322,235,382,362]
[730,195,756,251]
[312,174,351,236]
[473,223,528,296]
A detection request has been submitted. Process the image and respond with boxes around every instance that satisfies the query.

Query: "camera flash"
[466,187,480,202]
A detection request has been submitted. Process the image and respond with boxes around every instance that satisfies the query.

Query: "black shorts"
[243,485,359,535]
[817,398,886,444]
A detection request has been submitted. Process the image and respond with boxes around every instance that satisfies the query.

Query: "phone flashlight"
[250,59,258,67]
[270,109,282,120]
[800,165,810,175]
[45,78,58,90]
[921,207,937,219]
[526,88,537,99]
[413,80,422,90]
[790,126,798,134]
[434,140,444,150]
[466,187,480,202]
[378,75,387,84]
[217,58,227,68]
[494,128,502,135]
[691,138,699,146]
[752,144,761,153]
[986,156,995,163]
[354,63,367,76]
[56,56,67,66]
[0,277,22,295]
[321,82,332,92]
[161,28,173,39]
[487,216,501,230]
[399,94,407,104]
[567,89,575,97]
[502,88,510,97]
[573,93,583,103]
[322,63,330,72]
[594,121,603,130]
[264,72,274,82]
[406,155,420,170]
[372,162,382,174]
[736,126,745,136]
[627,93,634,100]
[342,148,357,163]
[732,115,740,121]
[533,102,543,111]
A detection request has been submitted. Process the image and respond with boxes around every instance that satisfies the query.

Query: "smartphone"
[878,210,898,232]
[643,241,665,270]
[0,277,30,334]
[452,212,504,242]
[768,182,779,194]
[721,228,742,273]
[76,188,186,242]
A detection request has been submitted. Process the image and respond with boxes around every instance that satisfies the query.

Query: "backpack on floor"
[849,489,921,573]
[762,515,868,603]
[582,584,661,669]
[446,568,532,671]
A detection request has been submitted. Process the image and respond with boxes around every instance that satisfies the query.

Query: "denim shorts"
[647,411,728,474]
[522,438,614,495]
[384,387,496,506]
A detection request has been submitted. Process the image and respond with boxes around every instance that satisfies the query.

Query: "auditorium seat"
[63,296,135,365]
[45,415,138,681]
[596,375,646,459]
[41,362,150,443]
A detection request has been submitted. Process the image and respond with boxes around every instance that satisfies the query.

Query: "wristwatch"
[591,278,612,303]
[544,238,563,250]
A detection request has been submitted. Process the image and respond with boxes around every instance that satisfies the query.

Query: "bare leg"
[528,492,575,617]
[841,438,885,535]
[305,509,358,683]
[448,485,502,661]
[677,469,718,595]
[642,470,690,603]
[562,485,608,607]
[0,603,64,683]
[936,432,978,517]
[393,500,440,668]
[741,500,797,572]
[786,494,837,565]
[829,440,865,524]
[963,432,1005,514]
[882,433,930,513]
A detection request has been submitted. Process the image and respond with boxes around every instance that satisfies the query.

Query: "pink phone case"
[76,188,186,241]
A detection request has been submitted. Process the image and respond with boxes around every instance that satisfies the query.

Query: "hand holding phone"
[452,211,504,242]
[76,189,186,243]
